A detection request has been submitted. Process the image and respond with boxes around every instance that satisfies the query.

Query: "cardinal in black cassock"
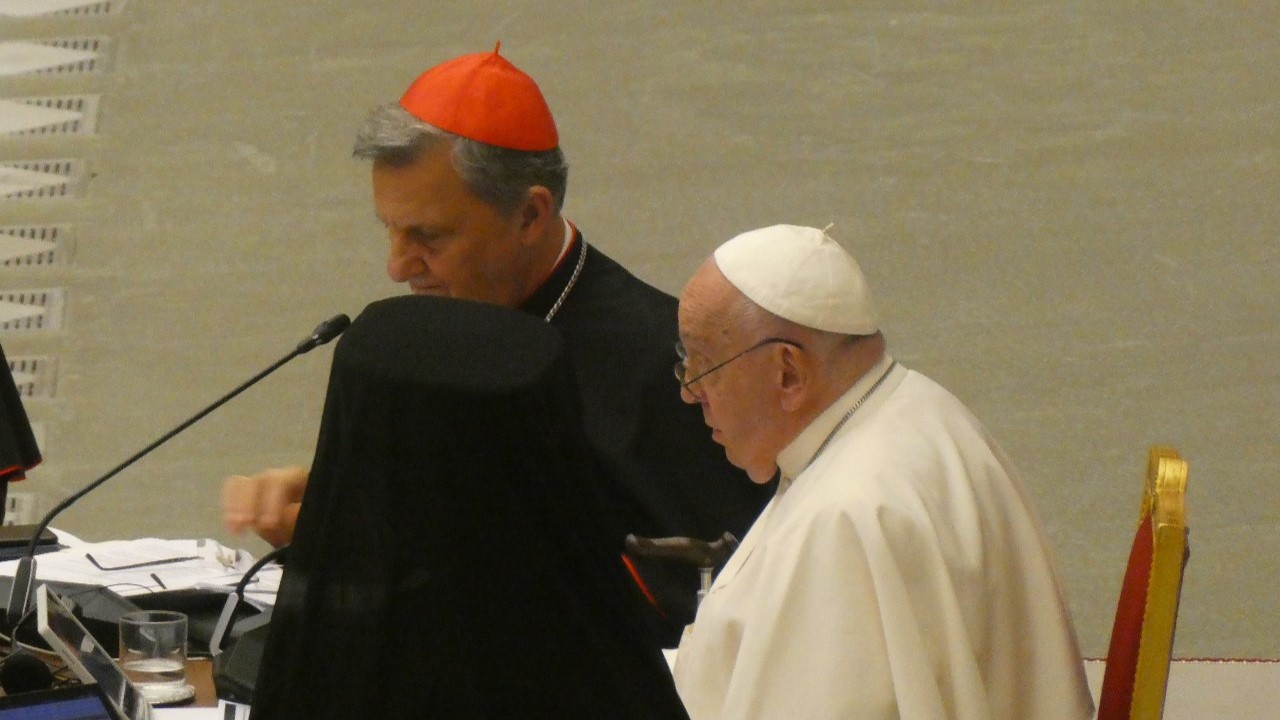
[250,296,689,719]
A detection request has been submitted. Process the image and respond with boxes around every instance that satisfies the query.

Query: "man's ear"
[777,344,809,413]
[516,186,555,244]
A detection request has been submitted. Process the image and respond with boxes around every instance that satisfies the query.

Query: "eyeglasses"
[674,337,804,397]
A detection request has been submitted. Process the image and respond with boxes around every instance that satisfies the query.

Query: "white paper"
[0,538,279,607]
[155,700,251,720]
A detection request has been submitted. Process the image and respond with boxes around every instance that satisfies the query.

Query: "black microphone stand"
[4,315,350,631]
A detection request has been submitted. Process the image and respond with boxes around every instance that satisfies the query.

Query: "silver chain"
[800,360,897,475]
[543,239,588,322]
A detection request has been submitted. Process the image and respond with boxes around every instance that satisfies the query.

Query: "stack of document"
[0,535,281,609]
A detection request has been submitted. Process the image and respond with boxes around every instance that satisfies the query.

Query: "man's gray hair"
[352,102,568,215]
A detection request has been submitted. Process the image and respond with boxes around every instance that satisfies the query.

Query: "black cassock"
[521,231,773,639]
[251,296,690,719]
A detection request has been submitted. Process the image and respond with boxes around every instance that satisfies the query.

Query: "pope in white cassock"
[671,225,1094,720]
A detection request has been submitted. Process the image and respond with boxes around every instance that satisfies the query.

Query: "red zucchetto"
[399,43,559,152]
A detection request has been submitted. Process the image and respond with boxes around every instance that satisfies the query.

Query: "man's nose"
[385,231,422,282]
[679,383,704,405]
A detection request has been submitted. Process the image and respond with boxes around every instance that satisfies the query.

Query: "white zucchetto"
[713,224,879,335]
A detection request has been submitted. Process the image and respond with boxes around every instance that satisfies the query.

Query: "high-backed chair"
[1096,446,1190,720]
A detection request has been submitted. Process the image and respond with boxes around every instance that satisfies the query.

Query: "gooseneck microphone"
[209,544,289,704]
[209,543,288,659]
[3,314,350,631]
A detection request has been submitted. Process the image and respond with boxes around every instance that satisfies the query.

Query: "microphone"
[210,544,288,704]
[295,314,352,353]
[209,543,287,658]
[3,314,350,631]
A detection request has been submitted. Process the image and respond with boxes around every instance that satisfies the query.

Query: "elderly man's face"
[677,262,785,484]
[373,142,533,307]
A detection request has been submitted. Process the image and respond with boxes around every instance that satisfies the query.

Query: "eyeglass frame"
[674,337,805,397]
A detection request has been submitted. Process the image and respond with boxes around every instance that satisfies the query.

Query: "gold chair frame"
[1097,446,1190,720]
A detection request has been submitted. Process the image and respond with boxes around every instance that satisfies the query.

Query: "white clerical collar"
[554,218,574,265]
[776,354,897,484]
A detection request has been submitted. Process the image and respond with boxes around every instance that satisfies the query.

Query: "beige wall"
[1,2,1276,657]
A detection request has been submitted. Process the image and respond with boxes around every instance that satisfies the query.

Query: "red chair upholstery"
[1097,447,1190,720]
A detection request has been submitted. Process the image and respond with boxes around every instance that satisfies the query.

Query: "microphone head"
[296,314,351,353]
[315,314,352,343]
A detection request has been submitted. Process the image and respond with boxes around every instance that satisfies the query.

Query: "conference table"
[0,533,265,716]
[179,657,1280,716]
[184,659,217,707]
[172,657,1280,716]
[0,649,217,703]
[9,619,1280,717]
[6,649,1265,717]
[5,533,1277,717]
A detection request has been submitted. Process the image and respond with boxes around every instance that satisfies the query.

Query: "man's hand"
[222,466,308,547]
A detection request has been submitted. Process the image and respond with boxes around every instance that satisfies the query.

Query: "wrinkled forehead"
[678,260,749,353]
